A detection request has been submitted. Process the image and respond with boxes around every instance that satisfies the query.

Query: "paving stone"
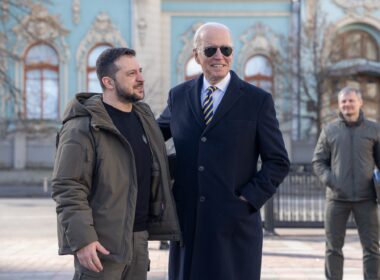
[0,198,365,280]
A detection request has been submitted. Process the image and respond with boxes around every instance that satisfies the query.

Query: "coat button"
[201,137,207,142]
[199,196,206,202]
[198,166,205,172]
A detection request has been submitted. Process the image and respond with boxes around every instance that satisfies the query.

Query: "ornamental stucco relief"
[176,22,203,83]
[333,0,380,17]
[76,12,127,91]
[12,3,69,61]
[238,23,287,121]
[237,22,283,77]
[72,0,80,25]
[76,12,127,66]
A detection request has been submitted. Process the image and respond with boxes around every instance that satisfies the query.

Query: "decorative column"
[13,131,26,169]
[132,0,163,114]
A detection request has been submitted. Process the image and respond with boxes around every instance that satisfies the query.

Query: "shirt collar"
[202,72,231,93]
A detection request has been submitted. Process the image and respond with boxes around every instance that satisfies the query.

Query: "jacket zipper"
[93,123,137,264]
[350,127,355,199]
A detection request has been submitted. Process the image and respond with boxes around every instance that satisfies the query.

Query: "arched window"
[331,30,379,62]
[24,43,59,120]
[185,57,202,81]
[326,29,380,123]
[87,44,112,92]
[244,55,273,94]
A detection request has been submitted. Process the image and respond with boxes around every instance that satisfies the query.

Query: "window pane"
[346,33,362,58]
[346,80,360,89]
[26,70,41,79]
[42,69,58,119]
[88,71,102,93]
[186,57,203,77]
[366,40,378,60]
[25,46,59,120]
[245,55,272,77]
[26,70,42,119]
[88,45,111,67]
[330,37,342,62]
[25,44,58,65]
[366,82,378,99]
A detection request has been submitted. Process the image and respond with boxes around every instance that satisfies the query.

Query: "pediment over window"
[12,3,68,43]
[330,30,379,62]
[329,59,380,77]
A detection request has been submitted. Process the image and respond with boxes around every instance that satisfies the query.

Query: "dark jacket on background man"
[312,111,380,201]
[52,93,181,265]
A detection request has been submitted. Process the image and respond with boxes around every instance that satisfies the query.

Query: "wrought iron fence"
[274,171,325,227]
[263,169,356,229]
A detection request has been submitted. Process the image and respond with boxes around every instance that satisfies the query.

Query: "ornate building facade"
[0,0,379,184]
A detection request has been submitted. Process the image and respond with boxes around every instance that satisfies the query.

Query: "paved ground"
[0,198,364,280]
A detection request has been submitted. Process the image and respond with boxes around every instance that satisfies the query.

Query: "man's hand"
[76,241,110,272]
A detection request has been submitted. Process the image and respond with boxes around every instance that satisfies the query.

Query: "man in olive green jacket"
[313,86,380,280]
[52,48,180,280]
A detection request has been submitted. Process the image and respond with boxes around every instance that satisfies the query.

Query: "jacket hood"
[63,92,153,128]
[62,93,106,123]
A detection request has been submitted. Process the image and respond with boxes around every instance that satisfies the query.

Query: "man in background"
[313,86,380,280]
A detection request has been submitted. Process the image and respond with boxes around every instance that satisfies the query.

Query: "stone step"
[0,169,52,197]
[0,169,52,185]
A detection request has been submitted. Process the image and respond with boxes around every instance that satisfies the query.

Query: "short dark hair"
[96,47,136,91]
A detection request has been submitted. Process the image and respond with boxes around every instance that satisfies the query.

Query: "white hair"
[193,22,232,49]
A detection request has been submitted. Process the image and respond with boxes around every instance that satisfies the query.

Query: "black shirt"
[103,102,152,232]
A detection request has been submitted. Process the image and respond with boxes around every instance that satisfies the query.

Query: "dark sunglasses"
[202,46,233,57]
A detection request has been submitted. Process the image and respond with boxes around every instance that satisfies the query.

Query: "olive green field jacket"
[51,93,181,264]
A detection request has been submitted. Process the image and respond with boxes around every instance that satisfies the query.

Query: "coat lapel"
[204,71,244,132]
[186,75,204,128]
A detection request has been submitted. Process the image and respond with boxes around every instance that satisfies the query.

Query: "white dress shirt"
[200,72,231,113]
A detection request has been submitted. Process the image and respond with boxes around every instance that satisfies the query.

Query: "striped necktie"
[203,86,217,125]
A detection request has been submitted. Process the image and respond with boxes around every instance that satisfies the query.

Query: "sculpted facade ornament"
[0,32,6,74]
[11,2,69,121]
[13,3,68,46]
[76,12,127,91]
[135,0,148,47]
[333,0,380,17]
[176,22,203,83]
[137,18,148,47]
[12,2,69,62]
[76,12,127,63]
[72,0,80,25]
[237,23,287,120]
[237,23,283,77]
[1,0,8,21]
[0,32,7,120]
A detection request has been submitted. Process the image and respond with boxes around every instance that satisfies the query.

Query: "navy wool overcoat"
[158,71,290,280]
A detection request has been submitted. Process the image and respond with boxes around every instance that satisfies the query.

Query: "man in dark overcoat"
[158,22,290,280]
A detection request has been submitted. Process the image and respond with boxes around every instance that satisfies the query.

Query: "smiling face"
[338,91,363,122]
[194,24,233,85]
